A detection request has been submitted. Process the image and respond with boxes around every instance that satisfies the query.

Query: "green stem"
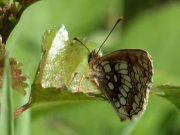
[0,56,14,135]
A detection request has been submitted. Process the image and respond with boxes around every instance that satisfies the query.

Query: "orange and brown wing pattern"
[92,49,153,121]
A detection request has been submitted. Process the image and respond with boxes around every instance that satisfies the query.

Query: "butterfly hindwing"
[90,49,153,120]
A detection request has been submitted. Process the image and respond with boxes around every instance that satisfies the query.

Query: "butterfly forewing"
[89,49,153,121]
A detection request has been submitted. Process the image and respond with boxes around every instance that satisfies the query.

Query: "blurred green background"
[5,0,180,135]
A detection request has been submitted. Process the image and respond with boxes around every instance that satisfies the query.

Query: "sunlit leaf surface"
[32,25,102,104]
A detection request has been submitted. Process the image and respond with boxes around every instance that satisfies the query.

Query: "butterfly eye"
[88,53,92,63]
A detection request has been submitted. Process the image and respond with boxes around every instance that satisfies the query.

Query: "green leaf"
[0,56,14,135]
[0,0,9,5]
[32,26,102,104]
[152,85,180,109]
[123,0,178,26]
[6,0,111,85]
[31,84,98,104]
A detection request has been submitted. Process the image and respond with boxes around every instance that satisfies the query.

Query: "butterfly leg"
[76,74,85,92]
[68,72,85,92]
[69,72,107,100]
[68,72,78,86]
[86,77,109,100]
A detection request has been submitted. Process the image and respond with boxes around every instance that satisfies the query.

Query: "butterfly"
[74,17,153,121]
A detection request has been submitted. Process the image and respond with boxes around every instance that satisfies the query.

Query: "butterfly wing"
[91,49,153,121]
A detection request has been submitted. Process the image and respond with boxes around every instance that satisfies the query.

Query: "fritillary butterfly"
[74,17,153,121]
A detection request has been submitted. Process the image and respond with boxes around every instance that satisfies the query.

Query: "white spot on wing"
[108,82,114,90]
[135,73,140,81]
[137,83,141,91]
[142,58,148,64]
[106,75,110,80]
[120,60,127,64]
[143,63,148,70]
[120,88,127,97]
[0,35,2,43]
[118,107,128,115]
[120,97,126,105]
[133,103,137,110]
[122,84,130,92]
[122,75,131,82]
[115,101,121,108]
[114,75,118,82]
[104,64,111,72]
[123,80,132,88]
[115,64,119,71]
[136,66,142,75]
[119,63,128,69]
[133,66,137,73]
[119,69,128,74]
[135,95,140,104]
[101,61,109,66]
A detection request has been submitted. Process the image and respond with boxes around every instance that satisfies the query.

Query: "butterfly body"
[88,49,153,121]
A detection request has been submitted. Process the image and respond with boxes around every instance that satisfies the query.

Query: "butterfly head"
[73,17,123,66]
[73,37,101,64]
[88,50,100,63]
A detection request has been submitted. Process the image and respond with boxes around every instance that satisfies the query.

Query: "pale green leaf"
[0,56,14,135]
[152,85,180,109]
[32,26,102,104]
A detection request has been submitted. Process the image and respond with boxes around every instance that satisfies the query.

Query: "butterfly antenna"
[97,16,123,54]
[73,37,91,53]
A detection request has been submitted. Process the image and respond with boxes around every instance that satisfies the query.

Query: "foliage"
[0,0,180,135]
